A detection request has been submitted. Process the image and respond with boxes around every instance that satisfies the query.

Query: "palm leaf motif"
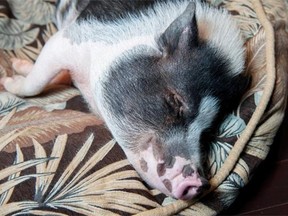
[4,39,43,62]
[34,135,68,200]
[14,210,68,216]
[208,113,248,177]
[0,108,16,130]
[243,28,287,160]
[41,136,159,215]
[214,173,245,209]
[0,144,23,205]
[1,106,102,153]
[0,50,13,79]
[2,22,57,61]
[0,86,80,116]
[4,40,44,62]
[0,18,39,50]
[7,0,56,25]
[0,108,31,152]
[0,201,40,216]
[208,0,261,40]
[0,92,26,116]
[209,141,232,177]
[1,131,159,215]
[218,114,246,139]
[0,110,55,215]
[178,202,217,216]
[209,140,249,182]
[26,86,80,107]
[41,22,58,43]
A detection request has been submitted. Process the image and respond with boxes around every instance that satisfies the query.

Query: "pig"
[0,0,249,200]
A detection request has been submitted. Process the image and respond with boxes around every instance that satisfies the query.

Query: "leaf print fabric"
[0,108,160,215]
[0,0,57,59]
[0,18,40,50]
[7,0,55,25]
[0,0,287,215]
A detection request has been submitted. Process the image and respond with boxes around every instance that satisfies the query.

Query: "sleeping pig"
[0,0,249,200]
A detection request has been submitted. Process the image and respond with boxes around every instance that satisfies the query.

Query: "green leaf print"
[7,0,56,25]
[0,18,39,50]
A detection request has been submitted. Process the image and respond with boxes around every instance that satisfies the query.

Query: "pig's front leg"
[11,58,34,76]
[1,32,69,97]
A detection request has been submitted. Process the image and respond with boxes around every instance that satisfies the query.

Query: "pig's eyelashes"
[164,90,187,124]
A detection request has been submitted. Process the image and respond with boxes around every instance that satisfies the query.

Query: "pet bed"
[0,0,287,215]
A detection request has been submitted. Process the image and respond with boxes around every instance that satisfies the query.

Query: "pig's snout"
[124,146,210,200]
[173,176,210,200]
[158,157,210,200]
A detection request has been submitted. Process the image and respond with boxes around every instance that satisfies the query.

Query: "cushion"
[0,0,287,215]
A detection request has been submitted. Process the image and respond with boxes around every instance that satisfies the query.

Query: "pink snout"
[172,176,210,200]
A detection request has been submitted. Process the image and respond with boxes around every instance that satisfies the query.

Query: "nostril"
[183,186,192,196]
[179,186,197,200]
[182,187,189,197]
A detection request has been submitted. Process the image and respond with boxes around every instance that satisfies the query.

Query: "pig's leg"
[1,32,68,97]
[10,58,72,86]
[11,58,34,76]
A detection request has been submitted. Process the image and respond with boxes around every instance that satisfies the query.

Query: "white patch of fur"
[195,4,245,77]
[65,0,244,77]
[90,36,159,84]
[66,1,191,44]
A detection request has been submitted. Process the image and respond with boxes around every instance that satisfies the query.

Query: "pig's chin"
[123,147,210,200]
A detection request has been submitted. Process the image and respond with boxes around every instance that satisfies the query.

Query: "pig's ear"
[158,2,198,56]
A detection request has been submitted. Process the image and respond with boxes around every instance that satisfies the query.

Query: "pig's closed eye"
[164,90,187,124]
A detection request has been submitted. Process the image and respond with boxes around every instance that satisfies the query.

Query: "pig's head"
[97,2,249,200]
